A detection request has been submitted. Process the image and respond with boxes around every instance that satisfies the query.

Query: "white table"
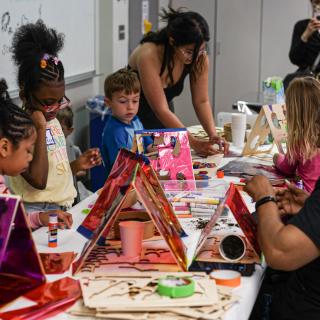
[2,148,270,320]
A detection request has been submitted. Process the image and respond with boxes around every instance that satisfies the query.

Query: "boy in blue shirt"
[101,68,153,176]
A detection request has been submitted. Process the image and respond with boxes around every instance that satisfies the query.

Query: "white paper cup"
[119,221,144,258]
[231,113,246,147]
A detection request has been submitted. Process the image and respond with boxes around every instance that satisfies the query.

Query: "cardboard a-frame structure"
[133,128,195,185]
[0,194,45,305]
[73,149,188,274]
[193,183,261,269]
[242,104,287,156]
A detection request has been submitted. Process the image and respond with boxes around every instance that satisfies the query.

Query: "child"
[101,68,153,176]
[0,78,72,228]
[8,20,100,213]
[273,77,320,192]
[56,106,96,201]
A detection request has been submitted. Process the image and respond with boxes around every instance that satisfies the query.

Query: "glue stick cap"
[49,213,58,223]
[217,170,224,178]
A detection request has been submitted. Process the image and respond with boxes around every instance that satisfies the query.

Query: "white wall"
[260,0,310,83]
[215,0,261,116]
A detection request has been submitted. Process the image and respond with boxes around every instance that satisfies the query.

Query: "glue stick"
[48,213,58,248]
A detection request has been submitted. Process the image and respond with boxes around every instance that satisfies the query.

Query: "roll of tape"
[219,234,246,262]
[210,270,241,287]
[157,276,195,298]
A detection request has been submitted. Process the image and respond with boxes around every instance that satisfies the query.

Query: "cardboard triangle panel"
[242,104,287,156]
[134,128,195,187]
[73,149,188,275]
[192,183,261,273]
[0,194,45,305]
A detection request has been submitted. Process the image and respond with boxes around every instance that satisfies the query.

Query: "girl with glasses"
[128,7,228,156]
[8,20,101,215]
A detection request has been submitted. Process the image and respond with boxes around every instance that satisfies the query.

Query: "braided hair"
[11,20,65,97]
[141,7,210,83]
[0,79,35,147]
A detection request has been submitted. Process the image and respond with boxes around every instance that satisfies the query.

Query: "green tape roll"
[157,276,195,298]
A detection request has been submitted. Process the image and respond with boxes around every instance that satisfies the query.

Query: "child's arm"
[273,152,297,175]
[21,111,48,189]
[29,210,73,229]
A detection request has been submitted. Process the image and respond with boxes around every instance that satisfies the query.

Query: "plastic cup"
[231,113,246,147]
[119,221,144,258]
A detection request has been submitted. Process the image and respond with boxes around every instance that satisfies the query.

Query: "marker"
[190,207,216,213]
[171,197,220,205]
[189,203,218,209]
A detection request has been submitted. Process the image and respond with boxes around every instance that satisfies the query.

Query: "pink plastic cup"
[119,221,144,257]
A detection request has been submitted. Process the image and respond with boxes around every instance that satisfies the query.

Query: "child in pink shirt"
[273,77,320,192]
[0,79,72,229]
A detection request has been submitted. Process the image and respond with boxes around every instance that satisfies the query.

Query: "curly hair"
[0,79,35,147]
[11,20,65,96]
[141,7,210,84]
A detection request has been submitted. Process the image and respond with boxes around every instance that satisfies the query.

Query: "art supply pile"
[165,191,222,218]
[68,272,239,320]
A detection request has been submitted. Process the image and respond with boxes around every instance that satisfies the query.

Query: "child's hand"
[29,110,47,130]
[72,148,102,173]
[39,210,73,228]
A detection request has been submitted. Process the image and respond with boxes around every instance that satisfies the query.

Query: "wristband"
[255,195,276,211]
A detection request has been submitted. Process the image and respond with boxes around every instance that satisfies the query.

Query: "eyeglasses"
[178,47,207,59]
[31,94,71,113]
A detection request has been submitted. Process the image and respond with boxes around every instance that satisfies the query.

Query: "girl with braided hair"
[9,20,100,214]
[0,78,72,228]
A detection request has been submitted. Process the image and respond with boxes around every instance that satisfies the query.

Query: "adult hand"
[190,137,221,157]
[75,148,102,171]
[209,135,229,155]
[301,18,320,42]
[275,184,309,215]
[39,210,73,228]
[244,175,275,202]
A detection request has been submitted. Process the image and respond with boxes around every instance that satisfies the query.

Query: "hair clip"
[40,53,60,68]
[40,59,47,69]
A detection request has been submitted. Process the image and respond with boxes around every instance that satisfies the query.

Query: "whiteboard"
[0,0,95,95]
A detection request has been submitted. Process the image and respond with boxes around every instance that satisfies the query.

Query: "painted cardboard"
[73,149,188,274]
[0,195,45,305]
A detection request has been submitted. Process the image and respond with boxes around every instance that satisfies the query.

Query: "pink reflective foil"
[0,277,81,320]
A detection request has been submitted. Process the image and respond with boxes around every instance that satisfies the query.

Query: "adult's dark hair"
[11,20,65,97]
[141,7,210,83]
[0,79,35,147]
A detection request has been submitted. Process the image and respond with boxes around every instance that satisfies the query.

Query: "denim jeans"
[24,202,66,214]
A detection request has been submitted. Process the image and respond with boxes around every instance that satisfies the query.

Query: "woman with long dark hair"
[128,7,228,156]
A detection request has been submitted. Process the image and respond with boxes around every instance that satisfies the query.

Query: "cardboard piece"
[242,104,287,156]
[80,272,218,311]
[194,183,261,266]
[0,195,45,305]
[73,149,188,274]
[134,128,195,185]
[69,284,238,320]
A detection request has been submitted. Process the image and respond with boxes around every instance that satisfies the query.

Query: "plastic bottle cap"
[217,170,224,178]
[49,213,58,223]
